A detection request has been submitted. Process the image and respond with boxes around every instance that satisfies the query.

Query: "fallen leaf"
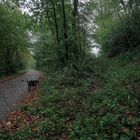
[6,121,11,126]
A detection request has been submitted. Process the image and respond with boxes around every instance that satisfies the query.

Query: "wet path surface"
[0,70,42,121]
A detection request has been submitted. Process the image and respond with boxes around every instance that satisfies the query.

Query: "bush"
[96,9,140,57]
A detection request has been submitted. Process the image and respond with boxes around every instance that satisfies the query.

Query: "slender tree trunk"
[51,1,65,65]
[128,0,139,24]
[51,2,60,46]
[73,0,78,17]
[72,0,81,61]
[117,12,133,48]
[61,0,69,63]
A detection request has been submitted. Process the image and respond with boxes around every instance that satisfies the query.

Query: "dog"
[26,80,39,92]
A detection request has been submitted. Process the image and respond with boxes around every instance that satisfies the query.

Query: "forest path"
[0,69,43,121]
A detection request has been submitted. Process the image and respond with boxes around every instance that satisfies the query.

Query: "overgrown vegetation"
[0,49,140,139]
[0,0,140,139]
[0,3,32,77]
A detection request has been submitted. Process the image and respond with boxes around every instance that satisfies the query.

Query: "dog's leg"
[28,85,31,92]
[34,84,37,90]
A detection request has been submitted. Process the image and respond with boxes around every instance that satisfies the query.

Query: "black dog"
[26,80,39,92]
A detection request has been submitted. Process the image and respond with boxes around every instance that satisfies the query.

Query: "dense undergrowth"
[0,49,140,140]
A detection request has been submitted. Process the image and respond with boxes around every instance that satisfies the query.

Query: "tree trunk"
[51,1,65,65]
[61,0,69,64]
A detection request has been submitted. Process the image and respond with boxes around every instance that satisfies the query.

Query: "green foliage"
[0,4,30,76]
[30,0,91,71]
[95,0,140,57]
[1,49,139,139]
[33,31,60,73]
[0,0,140,140]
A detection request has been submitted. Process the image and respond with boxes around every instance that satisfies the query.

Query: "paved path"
[0,70,43,121]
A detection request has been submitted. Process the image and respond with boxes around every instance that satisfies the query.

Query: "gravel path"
[0,69,43,121]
